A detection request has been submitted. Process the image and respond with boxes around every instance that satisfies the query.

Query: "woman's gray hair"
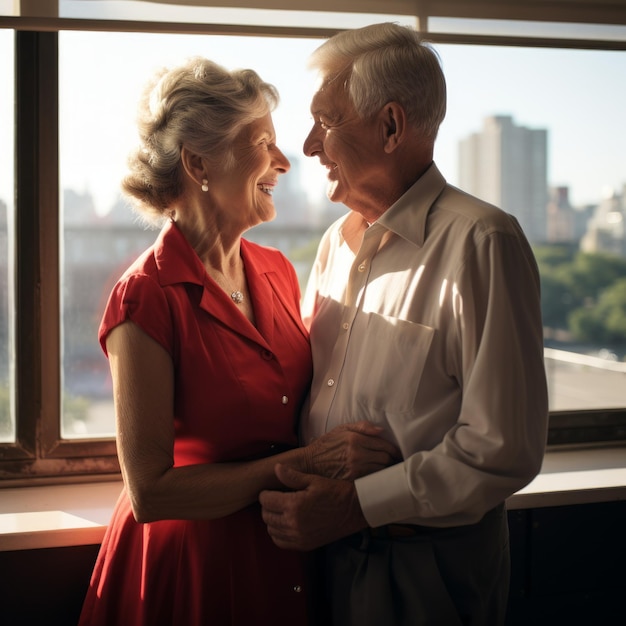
[122,56,279,224]
[309,22,446,141]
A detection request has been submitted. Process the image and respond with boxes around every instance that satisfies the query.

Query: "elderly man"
[260,22,548,626]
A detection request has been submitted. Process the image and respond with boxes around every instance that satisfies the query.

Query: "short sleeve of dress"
[98,273,174,357]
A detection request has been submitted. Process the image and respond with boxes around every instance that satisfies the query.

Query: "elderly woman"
[78,57,397,626]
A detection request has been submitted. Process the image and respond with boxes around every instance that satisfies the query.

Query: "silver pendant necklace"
[210,262,245,305]
[230,290,244,304]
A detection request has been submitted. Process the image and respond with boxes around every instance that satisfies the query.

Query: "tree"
[569,278,626,345]
[568,253,626,303]
[534,247,626,344]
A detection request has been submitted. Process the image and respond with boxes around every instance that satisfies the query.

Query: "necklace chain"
[211,270,244,305]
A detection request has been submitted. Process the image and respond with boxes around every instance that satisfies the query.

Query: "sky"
[0,4,625,216]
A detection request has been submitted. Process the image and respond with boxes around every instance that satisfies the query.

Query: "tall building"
[459,115,548,243]
[547,186,577,243]
[580,185,626,257]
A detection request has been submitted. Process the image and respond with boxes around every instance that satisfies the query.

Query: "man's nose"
[303,126,321,157]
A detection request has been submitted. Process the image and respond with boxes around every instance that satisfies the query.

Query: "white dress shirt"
[301,163,549,528]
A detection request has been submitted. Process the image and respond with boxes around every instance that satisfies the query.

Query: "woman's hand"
[301,421,401,480]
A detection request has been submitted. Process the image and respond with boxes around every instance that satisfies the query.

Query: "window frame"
[1,3,625,486]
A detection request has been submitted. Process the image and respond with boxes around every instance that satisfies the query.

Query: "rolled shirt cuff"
[355,462,417,528]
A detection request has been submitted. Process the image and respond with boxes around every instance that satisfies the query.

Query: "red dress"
[79,221,313,626]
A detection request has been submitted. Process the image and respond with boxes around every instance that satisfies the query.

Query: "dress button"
[358,262,367,272]
[261,349,273,361]
[281,395,289,404]
[342,322,349,330]
[293,585,302,593]
[327,379,335,387]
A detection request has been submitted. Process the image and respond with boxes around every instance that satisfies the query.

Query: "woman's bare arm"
[108,321,398,523]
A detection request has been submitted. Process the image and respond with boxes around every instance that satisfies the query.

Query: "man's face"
[303,76,386,216]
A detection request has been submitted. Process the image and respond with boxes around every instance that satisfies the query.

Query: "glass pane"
[0,0,14,17]
[429,17,626,41]
[59,31,626,440]
[434,44,626,411]
[58,31,329,438]
[0,29,14,442]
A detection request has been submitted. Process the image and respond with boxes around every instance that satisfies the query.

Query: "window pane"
[435,44,626,411]
[429,17,626,41]
[58,31,329,438]
[0,29,14,442]
[59,32,626,440]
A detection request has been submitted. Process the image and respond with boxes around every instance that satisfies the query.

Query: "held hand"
[259,464,368,551]
[303,421,400,480]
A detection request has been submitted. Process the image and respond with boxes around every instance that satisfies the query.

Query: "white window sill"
[1,446,625,552]
[0,480,122,551]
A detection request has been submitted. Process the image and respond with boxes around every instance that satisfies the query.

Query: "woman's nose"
[274,146,290,173]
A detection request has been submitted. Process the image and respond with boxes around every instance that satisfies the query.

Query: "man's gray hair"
[309,22,446,141]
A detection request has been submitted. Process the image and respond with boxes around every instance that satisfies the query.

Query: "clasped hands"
[260,421,400,551]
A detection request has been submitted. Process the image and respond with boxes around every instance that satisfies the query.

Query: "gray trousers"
[321,504,510,626]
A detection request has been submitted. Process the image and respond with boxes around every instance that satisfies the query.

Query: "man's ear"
[180,146,207,187]
[381,102,407,153]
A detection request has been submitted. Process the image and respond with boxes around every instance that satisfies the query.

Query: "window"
[58,31,327,438]
[0,29,13,443]
[433,43,626,413]
[1,1,626,483]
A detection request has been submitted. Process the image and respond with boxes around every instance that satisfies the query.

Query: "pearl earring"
[201,178,209,192]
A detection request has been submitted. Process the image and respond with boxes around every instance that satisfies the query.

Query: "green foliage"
[536,246,626,346]
[569,278,626,345]
[288,237,321,264]
[568,253,626,303]
[540,272,574,328]
[63,394,90,427]
[534,244,577,269]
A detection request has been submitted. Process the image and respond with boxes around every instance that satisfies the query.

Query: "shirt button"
[358,262,367,272]
[342,322,349,330]
[327,379,335,387]
[261,349,273,361]
[281,395,289,404]
[293,585,302,593]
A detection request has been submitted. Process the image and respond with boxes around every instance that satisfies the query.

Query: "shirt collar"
[377,162,447,248]
[335,162,447,249]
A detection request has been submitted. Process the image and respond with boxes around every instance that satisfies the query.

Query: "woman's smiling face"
[210,112,290,231]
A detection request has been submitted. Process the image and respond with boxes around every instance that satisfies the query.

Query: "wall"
[1,501,624,626]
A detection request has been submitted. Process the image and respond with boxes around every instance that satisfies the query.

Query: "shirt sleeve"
[356,227,549,528]
[98,273,174,357]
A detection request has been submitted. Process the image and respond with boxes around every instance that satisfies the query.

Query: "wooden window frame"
[1,2,625,486]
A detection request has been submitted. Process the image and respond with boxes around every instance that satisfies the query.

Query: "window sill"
[1,445,625,552]
[0,480,122,552]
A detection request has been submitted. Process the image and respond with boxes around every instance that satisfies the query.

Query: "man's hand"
[259,463,368,551]
[302,421,400,480]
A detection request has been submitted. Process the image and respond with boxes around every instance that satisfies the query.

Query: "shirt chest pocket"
[347,312,435,415]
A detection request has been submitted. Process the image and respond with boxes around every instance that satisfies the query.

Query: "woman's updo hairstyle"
[122,56,279,224]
